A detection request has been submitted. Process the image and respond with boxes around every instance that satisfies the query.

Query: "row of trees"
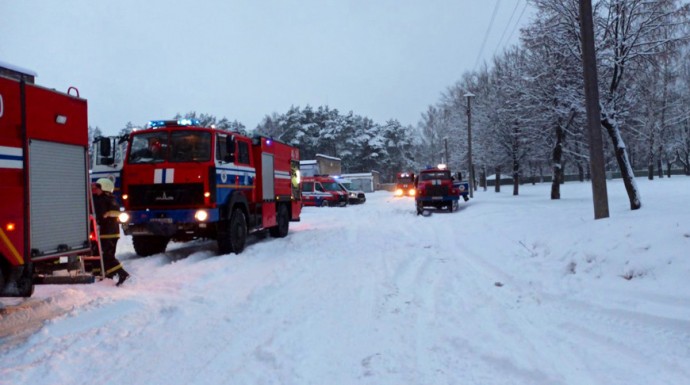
[90,0,690,201]
[254,106,417,182]
[418,0,690,208]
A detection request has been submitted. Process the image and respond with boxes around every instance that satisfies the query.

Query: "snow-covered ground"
[1,177,689,385]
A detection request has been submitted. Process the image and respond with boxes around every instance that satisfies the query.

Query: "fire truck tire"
[132,235,169,256]
[269,204,290,238]
[218,208,247,254]
[0,259,34,297]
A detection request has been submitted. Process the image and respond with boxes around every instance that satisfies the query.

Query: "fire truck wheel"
[218,208,247,254]
[269,205,290,238]
[0,259,34,297]
[132,236,169,256]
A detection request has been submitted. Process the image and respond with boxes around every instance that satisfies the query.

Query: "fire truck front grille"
[425,185,449,196]
[128,183,204,208]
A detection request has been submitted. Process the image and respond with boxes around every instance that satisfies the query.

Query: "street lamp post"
[464,92,475,198]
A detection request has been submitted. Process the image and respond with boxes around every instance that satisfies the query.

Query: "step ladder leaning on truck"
[0,61,105,297]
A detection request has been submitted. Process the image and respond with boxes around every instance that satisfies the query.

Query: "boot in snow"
[116,271,130,287]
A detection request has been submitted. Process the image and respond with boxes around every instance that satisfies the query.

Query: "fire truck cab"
[118,120,302,256]
[91,135,127,205]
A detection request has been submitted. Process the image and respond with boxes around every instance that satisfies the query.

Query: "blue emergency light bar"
[146,119,201,129]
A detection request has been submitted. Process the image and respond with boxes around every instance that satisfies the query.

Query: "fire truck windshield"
[128,131,211,164]
[420,171,451,180]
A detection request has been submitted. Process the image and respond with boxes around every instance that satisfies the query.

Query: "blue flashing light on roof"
[177,118,200,126]
[146,119,202,129]
[266,138,273,146]
[146,120,167,128]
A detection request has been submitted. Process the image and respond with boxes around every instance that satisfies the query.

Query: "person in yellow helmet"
[92,178,130,286]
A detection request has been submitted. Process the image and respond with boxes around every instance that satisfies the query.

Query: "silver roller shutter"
[29,140,89,256]
[262,153,275,200]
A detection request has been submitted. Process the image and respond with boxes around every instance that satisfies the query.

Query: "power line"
[504,1,529,51]
[473,0,502,71]
[493,0,522,56]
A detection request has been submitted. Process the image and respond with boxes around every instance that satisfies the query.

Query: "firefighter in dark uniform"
[92,178,130,286]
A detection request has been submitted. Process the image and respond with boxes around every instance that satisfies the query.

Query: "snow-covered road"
[2,178,690,385]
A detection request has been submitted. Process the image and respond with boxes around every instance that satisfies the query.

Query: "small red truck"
[414,165,462,215]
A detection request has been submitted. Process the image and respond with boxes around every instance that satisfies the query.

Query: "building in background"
[340,171,380,193]
[299,154,341,177]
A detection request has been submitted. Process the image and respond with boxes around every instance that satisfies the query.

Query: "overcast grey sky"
[1,0,533,135]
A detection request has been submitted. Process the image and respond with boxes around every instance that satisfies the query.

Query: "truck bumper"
[122,208,219,238]
[416,196,460,203]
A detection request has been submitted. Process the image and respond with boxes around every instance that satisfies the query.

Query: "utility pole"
[444,137,449,165]
[464,92,475,198]
[579,0,609,219]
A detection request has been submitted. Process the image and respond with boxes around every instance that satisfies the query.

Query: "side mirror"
[95,137,115,165]
[98,137,112,157]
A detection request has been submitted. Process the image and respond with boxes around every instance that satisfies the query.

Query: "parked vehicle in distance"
[301,185,336,207]
[301,175,348,207]
[453,172,471,202]
[394,172,416,197]
[335,177,366,204]
[415,165,461,214]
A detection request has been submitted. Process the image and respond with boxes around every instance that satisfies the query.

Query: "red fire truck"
[111,119,302,256]
[394,172,416,197]
[1,63,98,297]
[415,165,462,215]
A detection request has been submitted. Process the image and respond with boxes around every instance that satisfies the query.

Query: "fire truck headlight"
[118,212,130,224]
[408,188,416,197]
[394,188,403,197]
[194,210,209,222]
[122,194,128,200]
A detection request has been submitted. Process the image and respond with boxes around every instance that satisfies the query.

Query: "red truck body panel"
[1,71,91,296]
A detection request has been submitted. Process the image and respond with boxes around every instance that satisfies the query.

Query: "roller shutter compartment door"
[29,140,89,256]
[262,153,275,201]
